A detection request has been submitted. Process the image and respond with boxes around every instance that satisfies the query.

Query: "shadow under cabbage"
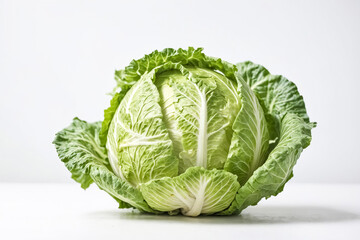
[86,205,359,224]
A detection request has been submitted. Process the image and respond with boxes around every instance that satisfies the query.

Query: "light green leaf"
[220,113,313,215]
[188,67,241,171]
[53,118,155,212]
[156,65,240,173]
[106,75,178,187]
[224,77,269,185]
[140,167,240,216]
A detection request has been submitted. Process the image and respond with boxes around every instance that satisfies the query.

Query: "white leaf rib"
[195,83,208,169]
[183,177,210,216]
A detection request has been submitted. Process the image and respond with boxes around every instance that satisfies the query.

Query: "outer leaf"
[236,61,309,122]
[236,61,315,150]
[89,165,153,211]
[53,118,155,213]
[224,77,269,185]
[219,113,313,215]
[140,167,240,216]
[53,118,107,189]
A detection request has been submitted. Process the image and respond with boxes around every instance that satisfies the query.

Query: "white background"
[1,183,360,240]
[1,0,360,184]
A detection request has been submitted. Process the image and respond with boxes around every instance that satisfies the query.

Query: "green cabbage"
[53,47,315,216]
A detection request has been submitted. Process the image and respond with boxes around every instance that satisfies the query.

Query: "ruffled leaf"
[100,47,238,147]
[53,118,155,212]
[220,113,313,215]
[236,61,316,150]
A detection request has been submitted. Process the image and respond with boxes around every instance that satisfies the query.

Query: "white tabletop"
[1,183,359,240]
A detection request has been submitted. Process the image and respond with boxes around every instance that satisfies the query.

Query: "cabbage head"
[54,47,315,216]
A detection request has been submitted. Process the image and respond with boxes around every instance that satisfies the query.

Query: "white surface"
[0,0,360,184]
[1,183,359,240]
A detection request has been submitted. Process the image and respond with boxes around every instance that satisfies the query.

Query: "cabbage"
[53,47,315,216]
